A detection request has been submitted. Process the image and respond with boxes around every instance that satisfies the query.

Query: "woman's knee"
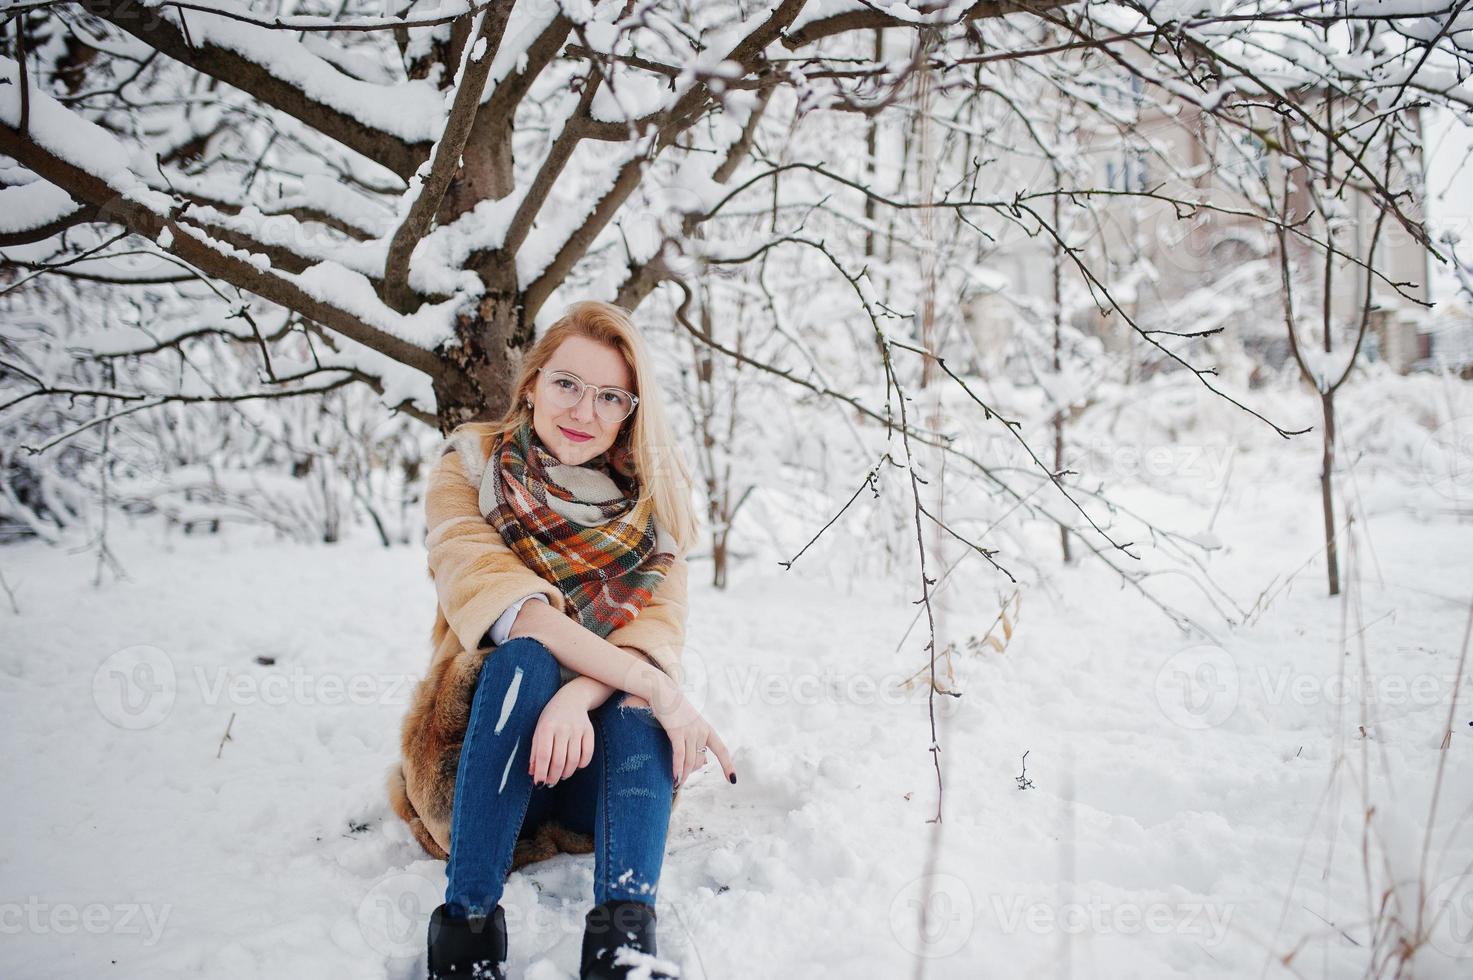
[604,697,670,751]
[483,635,559,678]
[612,693,665,732]
[472,636,560,708]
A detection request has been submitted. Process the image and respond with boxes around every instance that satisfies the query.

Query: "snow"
[275,175,396,240]
[0,54,205,228]
[4,398,1472,977]
[790,0,870,35]
[516,134,659,289]
[286,262,459,353]
[299,34,395,85]
[476,0,569,107]
[1297,342,1359,392]
[132,10,448,144]
[1,86,471,381]
[589,72,674,124]
[0,180,80,235]
[6,5,1473,974]
[133,0,476,30]
[0,57,165,218]
[581,21,619,54]
[71,306,294,356]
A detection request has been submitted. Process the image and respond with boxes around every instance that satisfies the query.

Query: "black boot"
[426,902,508,979]
[579,899,677,979]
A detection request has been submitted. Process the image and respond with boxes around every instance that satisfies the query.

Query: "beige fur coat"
[387,423,690,867]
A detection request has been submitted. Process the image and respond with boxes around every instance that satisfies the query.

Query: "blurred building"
[958,59,1460,378]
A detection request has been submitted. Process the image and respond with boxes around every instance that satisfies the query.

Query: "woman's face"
[529,335,634,467]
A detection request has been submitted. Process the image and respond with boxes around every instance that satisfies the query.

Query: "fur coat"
[387,422,691,867]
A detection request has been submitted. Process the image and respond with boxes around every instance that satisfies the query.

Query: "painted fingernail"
[729,772,737,784]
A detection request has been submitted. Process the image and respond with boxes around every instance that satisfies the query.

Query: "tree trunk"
[1320,390,1339,596]
[431,292,534,434]
[1051,175,1071,564]
[863,29,882,259]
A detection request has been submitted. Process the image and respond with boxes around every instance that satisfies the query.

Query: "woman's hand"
[646,680,735,790]
[529,686,595,787]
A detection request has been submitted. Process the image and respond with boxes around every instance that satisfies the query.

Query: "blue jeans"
[444,636,675,916]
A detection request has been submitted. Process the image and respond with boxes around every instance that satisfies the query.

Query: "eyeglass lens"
[544,371,634,422]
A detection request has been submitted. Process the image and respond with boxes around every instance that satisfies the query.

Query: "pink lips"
[559,425,593,442]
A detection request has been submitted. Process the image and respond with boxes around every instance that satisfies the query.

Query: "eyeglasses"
[535,367,639,424]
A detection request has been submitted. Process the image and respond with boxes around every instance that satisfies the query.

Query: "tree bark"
[430,293,534,435]
[1320,390,1339,596]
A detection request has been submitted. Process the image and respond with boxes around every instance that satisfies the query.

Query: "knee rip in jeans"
[482,639,558,687]
[494,635,552,660]
[617,693,654,712]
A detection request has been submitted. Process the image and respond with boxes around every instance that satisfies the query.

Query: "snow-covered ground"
[3,384,1472,979]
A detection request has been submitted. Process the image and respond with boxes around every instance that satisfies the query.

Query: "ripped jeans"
[444,636,675,917]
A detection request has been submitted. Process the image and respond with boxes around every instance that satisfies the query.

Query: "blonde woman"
[389,301,734,980]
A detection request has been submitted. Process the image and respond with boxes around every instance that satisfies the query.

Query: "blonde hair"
[469,300,700,557]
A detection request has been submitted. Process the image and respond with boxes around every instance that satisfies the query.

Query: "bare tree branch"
[79,0,431,180]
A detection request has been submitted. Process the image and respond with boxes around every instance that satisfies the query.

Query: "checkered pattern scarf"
[479,419,676,638]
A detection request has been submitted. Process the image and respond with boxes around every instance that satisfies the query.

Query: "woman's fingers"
[546,730,569,786]
[577,728,595,770]
[671,736,686,788]
[686,732,705,785]
[534,730,555,785]
[663,718,738,789]
[706,727,736,782]
[678,729,707,788]
[529,728,549,785]
[529,721,596,787]
[675,735,690,788]
[559,731,582,782]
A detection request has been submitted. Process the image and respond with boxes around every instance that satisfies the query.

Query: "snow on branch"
[78,0,444,180]
[0,56,453,399]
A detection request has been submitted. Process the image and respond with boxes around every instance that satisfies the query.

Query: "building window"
[1223,130,1269,181]
[1106,149,1148,192]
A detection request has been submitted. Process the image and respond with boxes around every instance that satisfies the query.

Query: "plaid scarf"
[478,419,676,638]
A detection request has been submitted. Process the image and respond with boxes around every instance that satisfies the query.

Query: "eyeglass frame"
[534,366,640,423]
